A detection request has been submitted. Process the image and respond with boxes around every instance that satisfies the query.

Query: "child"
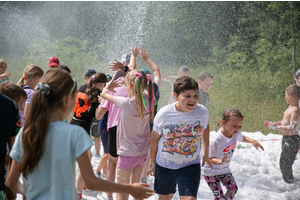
[101,69,153,200]
[95,69,128,200]
[0,59,11,84]
[0,81,27,200]
[264,84,300,183]
[198,71,213,108]
[17,64,44,126]
[5,69,154,199]
[149,76,212,200]
[162,65,190,104]
[0,94,18,200]
[202,108,264,199]
[48,56,60,68]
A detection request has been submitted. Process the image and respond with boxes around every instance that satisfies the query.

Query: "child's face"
[198,78,213,93]
[285,91,293,104]
[222,116,243,138]
[17,98,26,112]
[0,64,7,74]
[174,89,199,112]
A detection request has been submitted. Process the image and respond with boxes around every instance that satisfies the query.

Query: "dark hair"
[173,76,198,95]
[198,71,213,81]
[0,81,27,103]
[59,65,71,73]
[179,66,189,74]
[20,69,77,178]
[86,73,108,109]
[214,108,244,131]
[286,84,300,100]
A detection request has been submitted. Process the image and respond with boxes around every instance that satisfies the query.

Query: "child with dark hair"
[198,71,213,108]
[149,75,211,200]
[203,108,263,199]
[59,65,71,73]
[5,69,153,200]
[264,84,300,183]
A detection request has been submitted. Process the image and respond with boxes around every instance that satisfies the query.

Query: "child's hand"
[108,59,125,71]
[252,140,264,151]
[263,121,272,129]
[97,95,102,103]
[202,155,213,170]
[221,153,228,163]
[130,183,154,199]
[140,49,149,61]
[105,80,122,93]
[147,161,156,177]
[131,45,140,57]
[0,73,11,79]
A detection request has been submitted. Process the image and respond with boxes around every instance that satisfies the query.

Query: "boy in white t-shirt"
[149,76,212,200]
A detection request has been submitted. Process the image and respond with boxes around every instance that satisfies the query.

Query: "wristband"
[122,65,129,72]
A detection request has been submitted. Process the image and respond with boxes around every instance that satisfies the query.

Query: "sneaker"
[77,192,82,200]
[94,170,101,178]
[101,173,106,179]
[140,177,147,183]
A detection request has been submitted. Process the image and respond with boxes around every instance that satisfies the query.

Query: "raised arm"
[129,45,140,70]
[140,49,162,89]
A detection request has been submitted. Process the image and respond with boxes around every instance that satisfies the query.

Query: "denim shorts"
[154,164,200,197]
[117,153,148,170]
[99,129,109,154]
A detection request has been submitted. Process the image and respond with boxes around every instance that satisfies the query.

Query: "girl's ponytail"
[86,73,108,110]
[17,65,44,88]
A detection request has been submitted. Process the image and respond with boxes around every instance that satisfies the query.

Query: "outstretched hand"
[105,80,122,93]
[131,46,140,57]
[130,183,154,199]
[140,49,149,61]
[108,59,125,71]
[0,73,11,79]
[263,121,272,129]
[252,140,264,151]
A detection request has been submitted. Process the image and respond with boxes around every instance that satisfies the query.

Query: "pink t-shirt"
[114,95,150,156]
[99,85,129,130]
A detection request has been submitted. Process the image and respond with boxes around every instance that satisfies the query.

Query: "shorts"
[117,153,148,170]
[90,118,99,138]
[154,164,200,198]
[99,128,109,154]
[108,126,118,157]
[70,118,91,135]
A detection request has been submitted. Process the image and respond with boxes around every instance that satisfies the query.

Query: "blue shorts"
[154,164,200,197]
[99,129,109,154]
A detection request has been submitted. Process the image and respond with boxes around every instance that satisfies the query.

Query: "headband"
[69,78,76,94]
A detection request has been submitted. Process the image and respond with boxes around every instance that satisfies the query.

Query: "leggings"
[203,173,238,200]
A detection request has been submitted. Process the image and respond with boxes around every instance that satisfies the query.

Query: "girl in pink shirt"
[101,69,154,200]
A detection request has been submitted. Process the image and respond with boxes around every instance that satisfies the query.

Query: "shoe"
[94,170,101,178]
[101,173,106,179]
[140,177,147,183]
[77,192,82,200]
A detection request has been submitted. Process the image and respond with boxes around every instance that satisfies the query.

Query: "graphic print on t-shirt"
[162,121,203,157]
[222,141,236,163]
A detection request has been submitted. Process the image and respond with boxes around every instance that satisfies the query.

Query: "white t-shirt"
[10,121,93,200]
[114,95,150,156]
[201,129,244,176]
[153,102,209,169]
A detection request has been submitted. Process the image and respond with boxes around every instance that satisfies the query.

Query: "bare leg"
[130,167,144,200]
[96,153,108,173]
[94,137,101,155]
[141,150,150,182]
[179,196,195,200]
[116,167,132,200]
[106,154,118,198]
[158,194,174,200]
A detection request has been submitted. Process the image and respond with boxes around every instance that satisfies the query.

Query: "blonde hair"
[125,69,154,122]
[17,65,44,87]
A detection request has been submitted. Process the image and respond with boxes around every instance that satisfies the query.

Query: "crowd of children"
[0,46,298,200]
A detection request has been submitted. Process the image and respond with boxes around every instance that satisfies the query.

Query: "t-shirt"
[0,77,9,84]
[114,95,150,156]
[198,89,210,108]
[10,121,93,200]
[0,94,18,191]
[20,86,34,126]
[153,102,209,169]
[99,85,129,130]
[201,129,244,176]
[73,84,100,123]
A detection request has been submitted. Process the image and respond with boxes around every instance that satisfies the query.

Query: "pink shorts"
[117,153,148,170]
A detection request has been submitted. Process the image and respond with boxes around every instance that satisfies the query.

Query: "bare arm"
[210,153,228,165]
[0,73,11,79]
[201,124,213,169]
[95,107,108,120]
[242,136,264,150]
[140,49,162,89]
[5,160,26,196]
[77,150,154,199]
[162,75,177,85]
[148,131,161,177]
[129,45,140,70]
[100,81,122,104]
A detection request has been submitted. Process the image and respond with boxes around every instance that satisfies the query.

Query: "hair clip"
[91,75,96,81]
[22,76,26,80]
[35,82,50,96]
[146,74,151,82]
[134,72,142,78]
